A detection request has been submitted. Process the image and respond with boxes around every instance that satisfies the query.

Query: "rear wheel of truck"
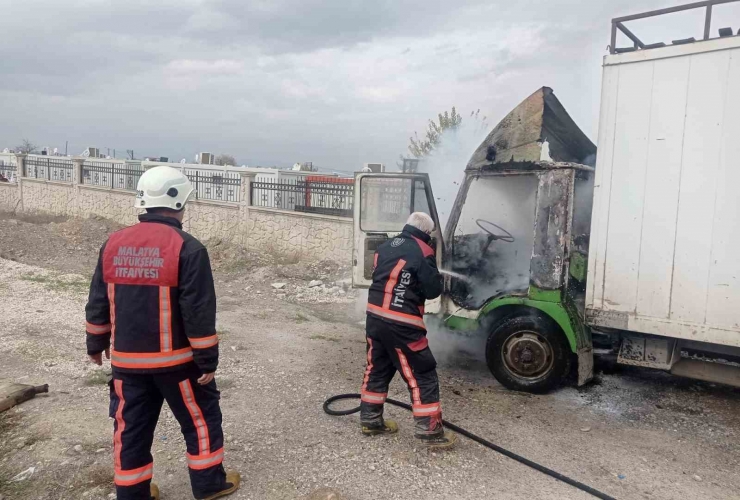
[485,314,571,393]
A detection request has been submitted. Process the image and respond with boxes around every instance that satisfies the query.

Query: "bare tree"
[215,154,237,166]
[407,107,463,158]
[16,139,38,154]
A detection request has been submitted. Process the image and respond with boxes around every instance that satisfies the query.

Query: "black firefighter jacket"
[367,224,443,332]
[85,213,219,374]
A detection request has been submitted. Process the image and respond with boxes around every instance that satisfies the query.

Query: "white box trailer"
[586,33,740,383]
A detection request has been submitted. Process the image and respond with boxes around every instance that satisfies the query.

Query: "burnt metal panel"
[466,88,596,172]
[586,308,629,329]
[618,336,678,369]
[530,170,571,290]
[577,347,594,386]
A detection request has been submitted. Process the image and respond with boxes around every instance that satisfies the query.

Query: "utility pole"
[65,141,68,156]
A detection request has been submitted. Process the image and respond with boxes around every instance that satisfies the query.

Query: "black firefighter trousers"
[109,365,227,500]
[360,314,444,437]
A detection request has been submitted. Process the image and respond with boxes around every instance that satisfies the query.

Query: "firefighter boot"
[361,419,399,436]
[200,471,241,500]
[150,483,160,500]
[418,430,457,450]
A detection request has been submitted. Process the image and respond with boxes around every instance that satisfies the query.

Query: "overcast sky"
[2,0,739,171]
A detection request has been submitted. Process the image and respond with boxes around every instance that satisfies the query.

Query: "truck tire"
[485,314,571,393]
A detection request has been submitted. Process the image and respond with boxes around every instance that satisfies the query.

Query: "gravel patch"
[2,214,740,500]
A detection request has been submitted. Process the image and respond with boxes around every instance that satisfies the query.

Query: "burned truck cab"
[353,87,597,393]
[442,160,595,391]
[441,88,597,392]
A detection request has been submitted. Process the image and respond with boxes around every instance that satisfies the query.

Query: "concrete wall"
[21,179,79,217]
[77,185,141,226]
[0,182,21,212]
[247,207,353,261]
[0,157,353,263]
[184,200,244,245]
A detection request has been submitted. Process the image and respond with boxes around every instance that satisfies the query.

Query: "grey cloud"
[2,0,737,170]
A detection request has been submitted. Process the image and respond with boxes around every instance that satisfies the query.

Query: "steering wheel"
[475,219,515,243]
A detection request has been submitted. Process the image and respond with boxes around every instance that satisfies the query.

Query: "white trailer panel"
[587,37,740,348]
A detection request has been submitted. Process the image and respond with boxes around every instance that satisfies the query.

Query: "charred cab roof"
[466,87,596,173]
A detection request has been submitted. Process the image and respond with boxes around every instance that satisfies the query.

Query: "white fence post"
[14,153,26,179]
[72,158,85,186]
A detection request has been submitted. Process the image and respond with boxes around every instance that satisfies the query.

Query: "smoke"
[572,173,594,246]
[412,118,536,307]
[425,315,487,367]
[446,174,537,308]
[581,153,597,167]
[354,288,369,318]
[416,120,490,232]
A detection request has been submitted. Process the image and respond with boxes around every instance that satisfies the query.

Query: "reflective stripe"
[179,380,210,455]
[360,338,374,395]
[114,463,153,486]
[113,380,125,470]
[108,283,116,343]
[407,337,429,352]
[159,286,172,352]
[190,334,219,349]
[111,347,193,369]
[413,402,441,417]
[367,304,426,329]
[186,448,224,470]
[395,348,421,406]
[361,391,387,404]
[382,259,407,309]
[86,321,111,335]
[410,235,435,258]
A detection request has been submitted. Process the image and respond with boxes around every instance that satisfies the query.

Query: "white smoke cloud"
[425,315,487,367]
[417,118,491,232]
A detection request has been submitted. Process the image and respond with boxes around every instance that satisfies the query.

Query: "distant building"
[292,162,316,172]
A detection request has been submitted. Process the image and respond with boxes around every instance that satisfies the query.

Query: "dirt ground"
[1,214,740,500]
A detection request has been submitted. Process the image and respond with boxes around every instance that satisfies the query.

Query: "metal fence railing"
[82,161,144,191]
[24,156,74,182]
[251,177,354,218]
[0,161,16,182]
[183,169,241,203]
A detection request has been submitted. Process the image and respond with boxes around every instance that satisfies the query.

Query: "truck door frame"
[352,172,444,288]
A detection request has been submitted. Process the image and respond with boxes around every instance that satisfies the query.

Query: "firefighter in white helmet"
[86,166,241,500]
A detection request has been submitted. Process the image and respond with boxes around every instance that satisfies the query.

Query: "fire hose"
[323,393,617,500]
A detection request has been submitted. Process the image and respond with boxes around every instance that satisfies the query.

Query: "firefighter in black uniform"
[360,212,456,448]
[85,166,240,500]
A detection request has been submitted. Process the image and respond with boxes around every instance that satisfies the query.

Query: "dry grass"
[261,241,303,265]
[83,371,110,386]
[309,334,340,343]
[0,419,53,498]
[294,312,310,323]
[0,412,20,438]
[0,212,67,224]
[20,273,89,294]
[81,464,114,489]
[206,238,265,274]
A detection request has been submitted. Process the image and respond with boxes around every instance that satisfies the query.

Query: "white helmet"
[135,166,194,210]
